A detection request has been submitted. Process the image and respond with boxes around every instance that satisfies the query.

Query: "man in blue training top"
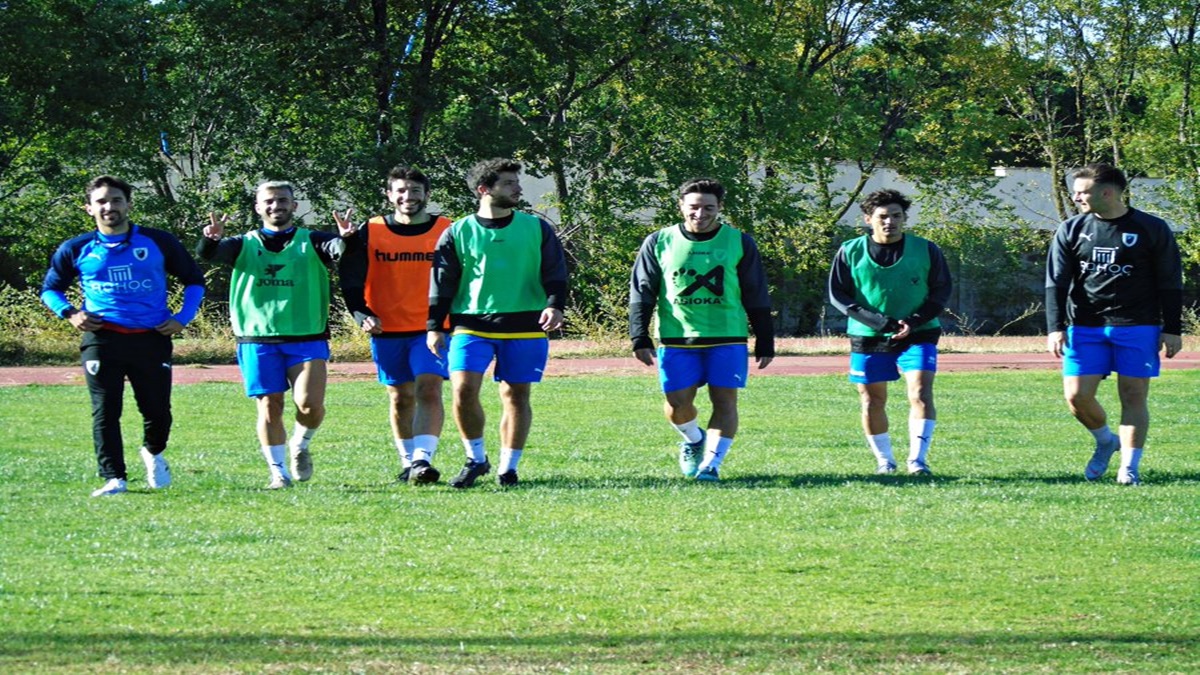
[42,175,206,497]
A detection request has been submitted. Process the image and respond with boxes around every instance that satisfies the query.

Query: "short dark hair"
[86,175,133,202]
[1074,163,1127,192]
[256,180,296,198]
[466,158,521,192]
[678,178,725,202]
[387,166,431,192]
[860,189,911,214]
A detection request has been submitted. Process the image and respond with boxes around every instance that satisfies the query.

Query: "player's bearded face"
[395,194,426,213]
[389,180,428,214]
[255,189,297,229]
[484,172,522,209]
[86,186,132,231]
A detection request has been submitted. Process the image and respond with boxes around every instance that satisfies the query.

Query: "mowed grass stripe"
[1,371,1197,672]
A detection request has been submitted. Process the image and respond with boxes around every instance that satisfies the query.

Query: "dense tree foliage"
[1,0,1195,333]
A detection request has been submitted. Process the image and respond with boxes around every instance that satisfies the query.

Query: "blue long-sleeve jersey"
[41,224,206,330]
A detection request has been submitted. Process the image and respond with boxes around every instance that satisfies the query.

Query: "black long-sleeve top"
[1045,208,1183,334]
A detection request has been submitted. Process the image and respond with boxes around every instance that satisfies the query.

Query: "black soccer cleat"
[397,466,412,483]
[409,459,441,485]
[448,460,491,489]
[498,470,519,487]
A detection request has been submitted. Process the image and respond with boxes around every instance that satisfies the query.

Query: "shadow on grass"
[191,469,1200,493]
[480,466,1200,490]
[505,473,956,490]
[949,470,1200,486]
[2,629,1196,669]
[533,470,1200,490]
[135,466,1200,495]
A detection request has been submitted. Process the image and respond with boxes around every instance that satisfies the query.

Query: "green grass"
[2,371,1198,672]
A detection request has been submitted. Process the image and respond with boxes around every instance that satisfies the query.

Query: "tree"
[0,0,158,285]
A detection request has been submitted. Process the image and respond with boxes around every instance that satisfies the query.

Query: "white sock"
[291,423,317,450]
[395,438,414,467]
[462,437,486,463]
[1121,447,1143,472]
[413,435,438,463]
[499,447,523,473]
[908,419,936,464]
[698,434,733,471]
[672,418,704,444]
[867,433,895,466]
[1089,425,1115,447]
[260,444,291,479]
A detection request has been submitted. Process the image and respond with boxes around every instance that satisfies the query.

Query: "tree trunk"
[370,0,393,148]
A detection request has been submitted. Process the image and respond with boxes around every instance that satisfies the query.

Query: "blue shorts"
[849,343,938,385]
[449,333,549,383]
[658,344,749,393]
[371,334,448,386]
[236,340,330,397]
[1064,325,1161,378]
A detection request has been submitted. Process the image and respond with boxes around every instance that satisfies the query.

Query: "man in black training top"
[1045,163,1183,486]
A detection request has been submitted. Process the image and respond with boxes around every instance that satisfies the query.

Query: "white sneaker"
[1117,467,1141,486]
[290,445,313,482]
[267,474,293,490]
[1085,436,1120,481]
[876,461,897,475]
[907,459,932,476]
[91,478,128,497]
[140,447,172,489]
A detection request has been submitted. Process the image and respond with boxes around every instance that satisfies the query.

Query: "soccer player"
[629,178,775,482]
[198,180,353,489]
[426,158,567,488]
[41,175,206,496]
[828,189,952,476]
[1045,163,1183,485]
[338,166,452,484]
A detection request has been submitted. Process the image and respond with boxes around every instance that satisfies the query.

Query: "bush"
[0,280,376,366]
[0,284,82,365]
[1183,304,1200,336]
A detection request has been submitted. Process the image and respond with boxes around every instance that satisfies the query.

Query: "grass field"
[2,371,1198,672]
